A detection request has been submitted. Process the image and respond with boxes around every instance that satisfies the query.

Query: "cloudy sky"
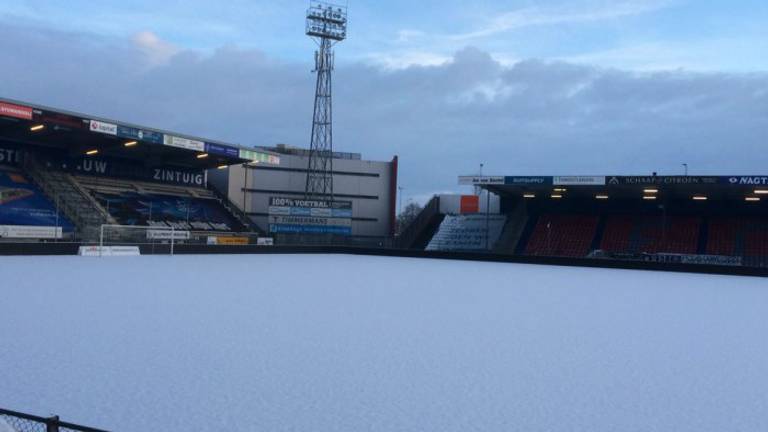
[0,0,766,202]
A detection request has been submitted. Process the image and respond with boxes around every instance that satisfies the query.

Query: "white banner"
[89,120,118,136]
[146,230,191,240]
[0,225,62,239]
[78,246,140,256]
[553,176,606,186]
[257,237,274,246]
[163,135,205,151]
[458,176,504,185]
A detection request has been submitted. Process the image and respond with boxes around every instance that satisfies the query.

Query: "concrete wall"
[219,152,396,237]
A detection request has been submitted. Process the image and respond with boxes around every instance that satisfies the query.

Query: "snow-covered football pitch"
[2,254,767,431]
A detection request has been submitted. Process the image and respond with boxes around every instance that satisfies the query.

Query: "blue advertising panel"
[117,125,164,144]
[269,224,352,235]
[205,142,241,158]
[504,176,552,185]
[268,197,353,236]
[722,176,768,186]
[0,168,74,230]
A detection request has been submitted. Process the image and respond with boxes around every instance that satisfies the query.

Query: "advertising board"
[553,176,605,186]
[163,135,205,152]
[89,120,118,136]
[268,196,353,235]
[0,225,62,239]
[0,102,33,120]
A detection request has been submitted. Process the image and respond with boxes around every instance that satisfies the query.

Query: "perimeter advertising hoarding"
[268,197,352,235]
[0,225,62,239]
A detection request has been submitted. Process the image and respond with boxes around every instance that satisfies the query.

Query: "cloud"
[448,0,672,41]
[132,31,179,66]
[560,37,768,72]
[365,0,676,70]
[0,23,766,202]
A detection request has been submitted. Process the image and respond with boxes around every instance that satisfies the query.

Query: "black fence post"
[46,415,60,432]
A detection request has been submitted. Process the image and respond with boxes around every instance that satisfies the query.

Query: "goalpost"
[98,224,190,256]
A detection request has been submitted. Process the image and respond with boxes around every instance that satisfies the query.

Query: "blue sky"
[2,0,767,71]
[0,0,766,202]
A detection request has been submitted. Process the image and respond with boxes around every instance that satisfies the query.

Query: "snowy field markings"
[1,255,766,432]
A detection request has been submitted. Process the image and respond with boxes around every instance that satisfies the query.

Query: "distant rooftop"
[261,143,362,161]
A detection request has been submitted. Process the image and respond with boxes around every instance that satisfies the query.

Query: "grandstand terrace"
[407,175,768,269]
[0,97,280,241]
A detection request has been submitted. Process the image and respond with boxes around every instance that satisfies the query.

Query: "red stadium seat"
[525,214,598,257]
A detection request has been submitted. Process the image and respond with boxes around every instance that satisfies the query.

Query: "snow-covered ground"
[1,254,767,431]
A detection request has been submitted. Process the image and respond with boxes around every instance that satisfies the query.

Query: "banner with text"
[268,197,352,235]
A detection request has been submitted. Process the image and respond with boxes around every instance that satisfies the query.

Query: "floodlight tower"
[304,1,347,201]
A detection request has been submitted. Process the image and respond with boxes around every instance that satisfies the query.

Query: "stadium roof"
[460,175,768,202]
[0,97,281,170]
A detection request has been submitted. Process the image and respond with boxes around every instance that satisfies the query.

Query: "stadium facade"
[209,144,398,238]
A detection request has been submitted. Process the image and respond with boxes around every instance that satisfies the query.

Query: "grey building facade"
[209,145,398,237]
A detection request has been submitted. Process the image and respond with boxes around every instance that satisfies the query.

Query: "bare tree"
[396,202,423,235]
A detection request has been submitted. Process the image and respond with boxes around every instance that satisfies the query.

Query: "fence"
[0,408,108,432]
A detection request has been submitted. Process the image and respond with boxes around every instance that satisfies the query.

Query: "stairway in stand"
[24,158,114,241]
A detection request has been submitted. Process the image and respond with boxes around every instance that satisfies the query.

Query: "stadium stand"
[24,157,114,240]
[405,174,768,268]
[708,216,768,267]
[601,215,700,255]
[425,214,507,251]
[524,214,599,257]
[0,96,283,241]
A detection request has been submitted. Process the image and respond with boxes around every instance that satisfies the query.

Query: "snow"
[0,418,14,432]
[1,254,767,431]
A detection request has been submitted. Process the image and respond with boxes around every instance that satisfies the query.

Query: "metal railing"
[206,181,266,235]
[0,408,109,432]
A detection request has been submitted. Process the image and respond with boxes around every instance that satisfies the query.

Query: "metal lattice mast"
[305,1,347,200]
